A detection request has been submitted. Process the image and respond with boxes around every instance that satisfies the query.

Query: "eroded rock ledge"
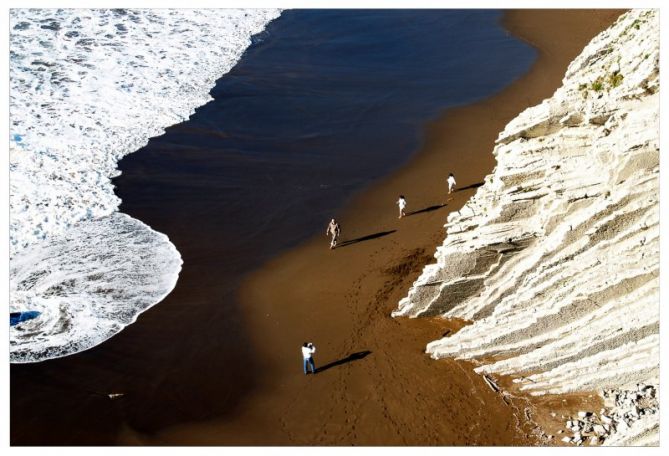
[393,10,659,446]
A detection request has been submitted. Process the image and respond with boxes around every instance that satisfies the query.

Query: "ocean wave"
[9,8,281,255]
[10,213,182,363]
[9,9,281,362]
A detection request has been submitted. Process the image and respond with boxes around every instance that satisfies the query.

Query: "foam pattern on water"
[9,8,280,256]
[9,9,281,362]
[10,213,183,363]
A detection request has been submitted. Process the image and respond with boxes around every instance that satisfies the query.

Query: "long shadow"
[455,181,484,192]
[408,203,446,216]
[316,351,372,373]
[338,230,395,248]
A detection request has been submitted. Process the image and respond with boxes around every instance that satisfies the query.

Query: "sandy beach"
[10,9,623,446]
[131,9,623,445]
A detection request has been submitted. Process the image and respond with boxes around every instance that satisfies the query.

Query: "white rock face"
[394,10,659,445]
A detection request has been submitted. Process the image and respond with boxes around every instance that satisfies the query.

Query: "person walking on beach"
[302,342,317,374]
[326,218,340,249]
[447,173,457,194]
[397,195,407,218]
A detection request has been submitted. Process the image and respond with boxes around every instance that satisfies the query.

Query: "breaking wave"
[10,214,182,363]
[9,9,281,362]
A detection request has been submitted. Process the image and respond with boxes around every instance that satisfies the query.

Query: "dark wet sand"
[10,9,623,446]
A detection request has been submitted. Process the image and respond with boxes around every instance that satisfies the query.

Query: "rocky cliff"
[393,9,659,445]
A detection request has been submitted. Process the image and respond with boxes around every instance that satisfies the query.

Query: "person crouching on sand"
[326,218,340,249]
[397,195,407,218]
[302,342,317,374]
[447,173,457,194]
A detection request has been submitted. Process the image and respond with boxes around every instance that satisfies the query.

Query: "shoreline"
[8,9,281,363]
[9,9,624,446]
[13,10,530,445]
[143,9,624,445]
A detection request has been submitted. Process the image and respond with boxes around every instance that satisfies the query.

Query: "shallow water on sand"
[12,9,535,444]
[115,9,535,275]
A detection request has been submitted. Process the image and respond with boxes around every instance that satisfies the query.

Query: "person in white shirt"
[302,342,317,374]
[326,219,341,249]
[397,195,407,218]
[447,173,457,194]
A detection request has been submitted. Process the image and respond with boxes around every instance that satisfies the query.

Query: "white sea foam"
[10,213,182,363]
[9,9,281,362]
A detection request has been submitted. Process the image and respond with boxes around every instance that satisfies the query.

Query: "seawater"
[10,9,535,364]
[117,9,537,293]
[9,9,281,362]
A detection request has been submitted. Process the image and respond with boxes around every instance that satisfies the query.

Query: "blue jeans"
[303,356,316,374]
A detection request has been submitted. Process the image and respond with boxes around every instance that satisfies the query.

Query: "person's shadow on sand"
[316,351,372,373]
[455,181,484,192]
[407,203,446,216]
[338,231,395,248]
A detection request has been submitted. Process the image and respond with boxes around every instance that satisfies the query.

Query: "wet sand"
[138,9,623,445]
[9,9,623,446]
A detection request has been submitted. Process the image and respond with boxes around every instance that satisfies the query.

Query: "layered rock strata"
[394,9,659,445]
